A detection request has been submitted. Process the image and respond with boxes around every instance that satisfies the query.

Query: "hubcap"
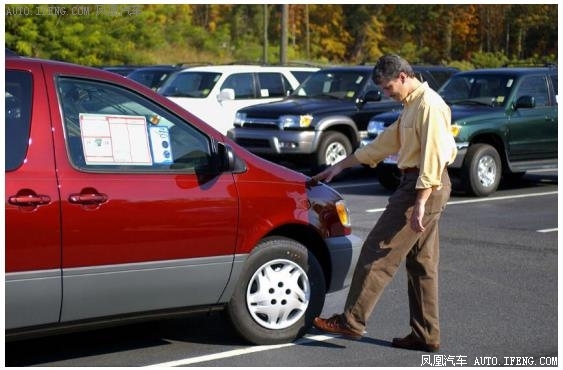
[325,142,347,166]
[246,259,310,330]
[477,155,497,188]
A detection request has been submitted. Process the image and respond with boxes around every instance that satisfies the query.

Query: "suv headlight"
[367,120,386,135]
[234,112,246,126]
[279,114,313,129]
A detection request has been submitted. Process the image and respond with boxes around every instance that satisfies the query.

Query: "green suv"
[365,66,558,196]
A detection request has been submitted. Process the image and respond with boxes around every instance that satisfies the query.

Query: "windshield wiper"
[163,91,199,98]
[310,93,341,99]
[451,99,493,107]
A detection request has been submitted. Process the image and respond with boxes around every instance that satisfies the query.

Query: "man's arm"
[411,187,433,232]
[311,154,361,183]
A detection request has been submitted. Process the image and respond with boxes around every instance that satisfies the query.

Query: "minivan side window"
[57,77,212,173]
[6,70,33,171]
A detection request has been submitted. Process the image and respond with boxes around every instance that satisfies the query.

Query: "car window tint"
[517,75,549,107]
[429,71,456,87]
[6,70,33,171]
[295,71,366,98]
[221,73,256,99]
[57,77,212,173]
[439,76,471,100]
[290,70,314,84]
[128,69,175,90]
[159,72,220,98]
[257,73,287,97]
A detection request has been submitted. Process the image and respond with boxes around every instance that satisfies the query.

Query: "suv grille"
[235,138,270,148]
[241,118,279,130]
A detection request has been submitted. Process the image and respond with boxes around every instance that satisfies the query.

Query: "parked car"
[101,65,145,76]
[406,65,460,90]
[158,64,319,135]
[126,65,184,90]
[364,66,558,196]
[5,54,361,345]
[228,65,458,173]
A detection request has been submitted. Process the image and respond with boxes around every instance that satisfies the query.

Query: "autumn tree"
[5,4,557,67]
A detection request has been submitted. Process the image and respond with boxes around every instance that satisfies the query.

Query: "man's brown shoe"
[313,314,363,340]
[392,334,440,352]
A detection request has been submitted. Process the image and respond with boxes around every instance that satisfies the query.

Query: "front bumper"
[325,234,362,293]
[448,143,468,169]
[228,128,319,155]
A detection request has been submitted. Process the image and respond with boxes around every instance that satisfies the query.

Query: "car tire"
[314,131,352,172]
[375,163,401,191]
[227,237,326,345]
[462,143,501,197]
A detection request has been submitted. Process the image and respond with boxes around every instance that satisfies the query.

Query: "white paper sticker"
[149,126,173,164]
[79,113,152,165]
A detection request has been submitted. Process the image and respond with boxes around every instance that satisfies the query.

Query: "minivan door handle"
[69,188,108,206]
[8,192,51,206]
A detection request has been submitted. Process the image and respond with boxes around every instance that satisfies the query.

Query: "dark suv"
[365,66,558,196]
[228,65,458,172]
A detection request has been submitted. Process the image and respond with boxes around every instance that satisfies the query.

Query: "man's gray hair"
[372,54,414,84]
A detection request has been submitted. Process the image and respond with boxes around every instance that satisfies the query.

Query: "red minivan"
[5,55,361,345]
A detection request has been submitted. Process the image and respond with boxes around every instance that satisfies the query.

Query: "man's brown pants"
[343,171,451,344]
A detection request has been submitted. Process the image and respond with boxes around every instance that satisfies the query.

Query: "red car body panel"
[6,61,62,272]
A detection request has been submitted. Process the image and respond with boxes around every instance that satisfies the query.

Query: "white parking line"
[366,190,558,213]
[145,334,337,367]
[537,228,558,233]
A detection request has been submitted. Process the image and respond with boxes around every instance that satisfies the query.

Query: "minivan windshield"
[159,72,221,98]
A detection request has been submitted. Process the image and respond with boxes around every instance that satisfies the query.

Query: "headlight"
[279,114,313,128]
[234,112,246,126]
[335,200,351,228]
[451,124,461,138]
[367,120,386,135]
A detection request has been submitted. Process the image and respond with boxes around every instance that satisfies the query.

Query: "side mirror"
[362,90,383,103]
[218,88,235,102]
[513,95,535,109]
[216,142,234,172]
[216,142,240,172]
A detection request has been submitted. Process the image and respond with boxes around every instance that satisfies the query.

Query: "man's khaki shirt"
[355,82,457,189]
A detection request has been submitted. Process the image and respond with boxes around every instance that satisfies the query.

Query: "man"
[311,54,457,352]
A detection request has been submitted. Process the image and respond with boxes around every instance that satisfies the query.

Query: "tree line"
[5,4,558,70]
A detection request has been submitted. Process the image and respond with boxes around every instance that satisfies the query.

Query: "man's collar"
[403,81,428,104]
